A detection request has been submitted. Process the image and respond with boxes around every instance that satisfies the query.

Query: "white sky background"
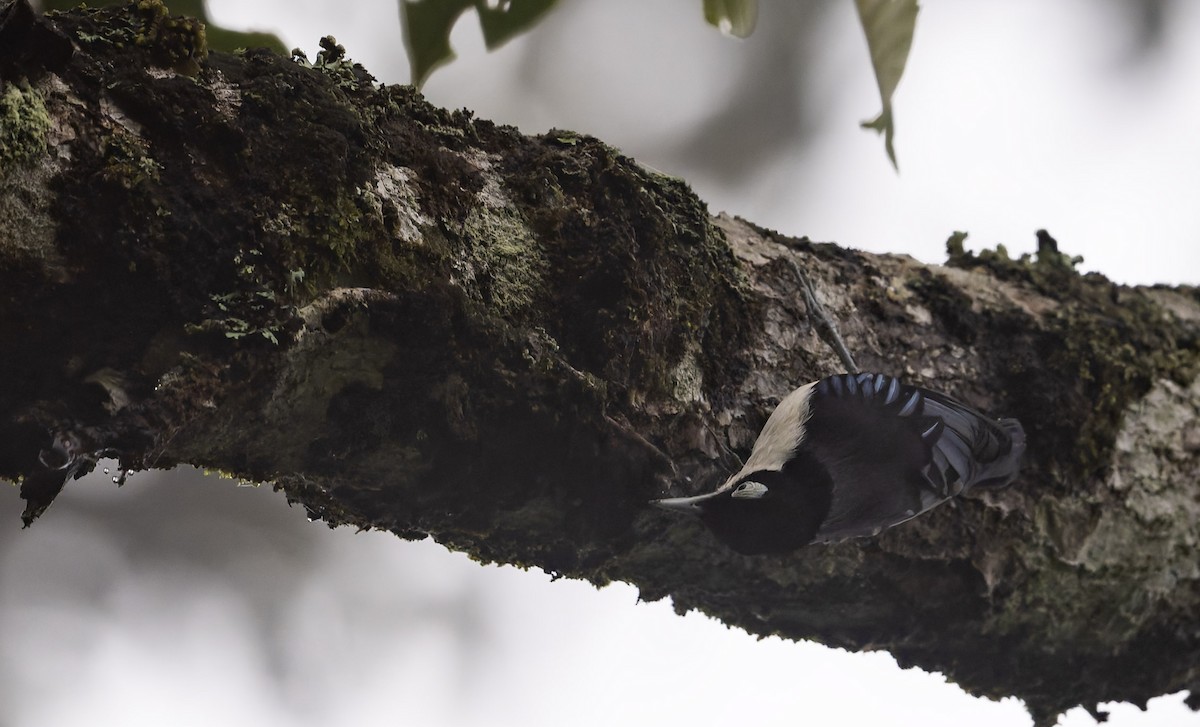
[3,1,1198,726]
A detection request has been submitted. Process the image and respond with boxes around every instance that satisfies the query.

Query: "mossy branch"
[1,3,1197,724]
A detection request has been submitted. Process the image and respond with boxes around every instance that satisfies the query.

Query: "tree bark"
[1,3,1197,723]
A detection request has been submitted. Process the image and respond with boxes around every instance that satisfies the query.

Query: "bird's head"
[653,466,830,555]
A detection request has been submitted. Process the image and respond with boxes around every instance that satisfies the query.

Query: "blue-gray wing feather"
[806,373,1025,542]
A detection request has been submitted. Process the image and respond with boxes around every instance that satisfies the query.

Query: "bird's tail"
[970,417,1025,490]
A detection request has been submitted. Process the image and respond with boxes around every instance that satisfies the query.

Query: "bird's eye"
[731,481,769,499]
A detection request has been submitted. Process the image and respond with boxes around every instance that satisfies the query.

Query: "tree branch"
[1,3,1197,723]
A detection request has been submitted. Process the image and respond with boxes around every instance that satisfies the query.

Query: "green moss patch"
[0,81,50,166]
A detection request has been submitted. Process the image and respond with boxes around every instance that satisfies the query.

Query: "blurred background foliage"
[38,0,288,54]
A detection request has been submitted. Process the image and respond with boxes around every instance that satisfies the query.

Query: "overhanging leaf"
[476,0,558,50]
[401,0,559,88]
[854,0,919,170]
[400,0,474,88]
[702,0,758,38]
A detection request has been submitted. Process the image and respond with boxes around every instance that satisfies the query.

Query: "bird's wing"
[801,372,1020,543]
[920,388,1025,490]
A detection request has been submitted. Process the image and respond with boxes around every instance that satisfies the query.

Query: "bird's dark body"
[656,372,1026,555]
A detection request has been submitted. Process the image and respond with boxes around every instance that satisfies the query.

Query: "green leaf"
[854,0,919,170]
[40,0,287,55]
[401,0,559,88]
[703,0,758,38]
[477,0,559,50]
[401,0,474,88]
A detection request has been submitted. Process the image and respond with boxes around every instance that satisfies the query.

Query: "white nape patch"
[722,382,816,489]
[731,481,769,499]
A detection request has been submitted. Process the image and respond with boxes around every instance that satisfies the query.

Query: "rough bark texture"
[1,3,1198,724]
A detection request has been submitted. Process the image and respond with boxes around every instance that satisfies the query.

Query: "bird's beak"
[651,492,719,515]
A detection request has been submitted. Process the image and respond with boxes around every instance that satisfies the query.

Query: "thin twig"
[603,414,677,478]
[704,422,745,472]
[787,257,859,374]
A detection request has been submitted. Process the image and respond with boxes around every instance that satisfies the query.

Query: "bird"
[653,372,1026,555]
